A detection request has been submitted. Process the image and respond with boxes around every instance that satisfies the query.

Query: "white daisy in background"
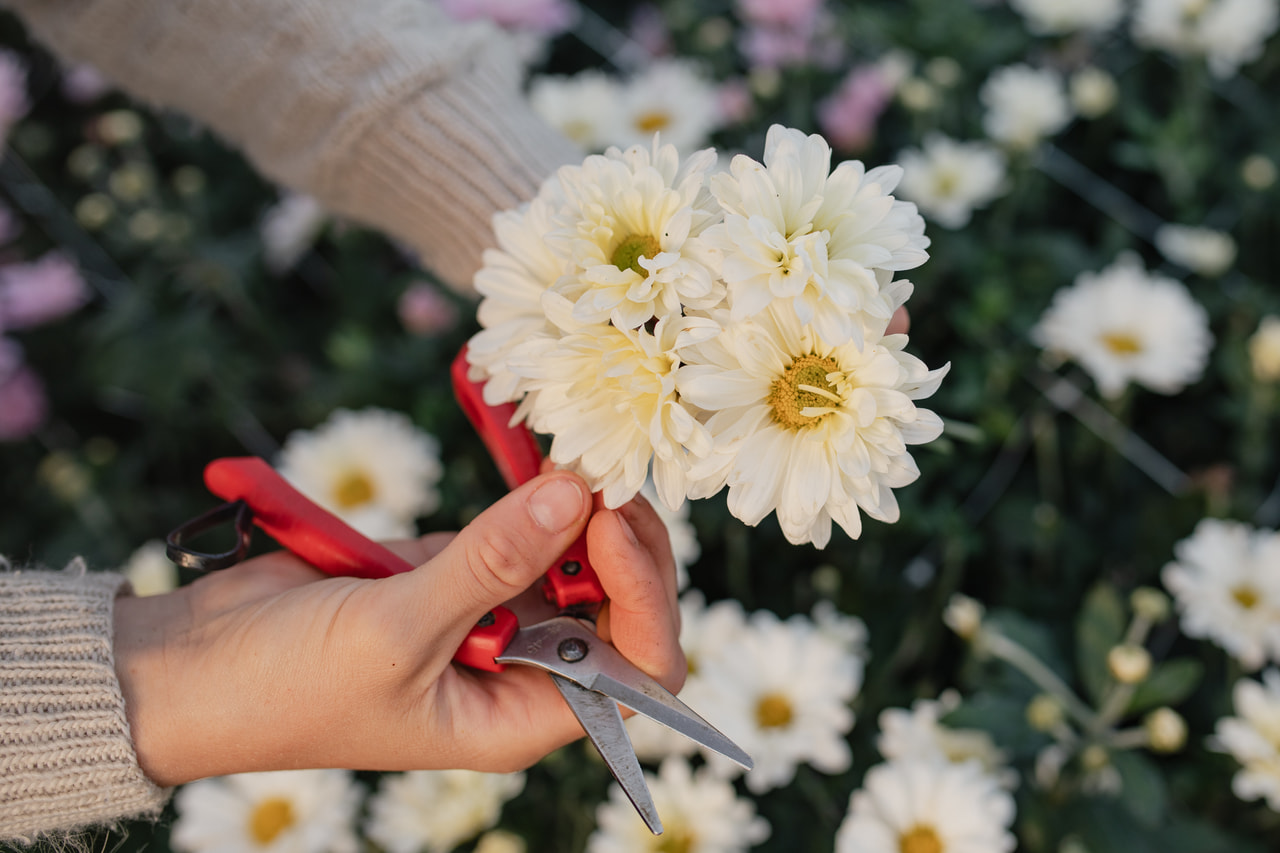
[473,831,527,853]
[259,192,328,276]
[171,770,363,853]
[120,539,178,597]
[1030,253,1213,399]
[1211,670,1280,811]
[1154,223,1238,277]
[586,757,770,853]
[641,479,701,590]
[979,64,1073,151]
[1249,315,1280,383]
[697,606,867,792]
[627,591,749,761]
[276,407,444,539]
[876,690,1017,788]
[705,124,929,347]
[1069,66,1119,119]
[364,770,526,853]
[896,133,1008,229]
[547,138,724,330]
[834,759,1017,853]
[1162,518,1280,670]
[677,307,948,546]
[1008,0,1125,34]
[606,59,725,154]
[1132,0,1279,78]
[529,70,623,153]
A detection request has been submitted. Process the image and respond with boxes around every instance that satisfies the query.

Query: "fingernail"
[528,477,587,533]
[616,509,640,547]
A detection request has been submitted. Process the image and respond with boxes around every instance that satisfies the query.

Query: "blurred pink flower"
[717,78,755,125]
[0,362,48,441]
[61,63,113,104]
[817,64,894,152]
[738,13,844,70]
[0,252,90,331]
[628,4,673,57]
[398,281,460,336]
[737,0,824,28]
[0,202,22,247]
[438,0,577,34]
[0,336,22,380]
[0,49,30,143]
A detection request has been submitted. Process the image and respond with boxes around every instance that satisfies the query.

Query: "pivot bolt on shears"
[166,347,753,835]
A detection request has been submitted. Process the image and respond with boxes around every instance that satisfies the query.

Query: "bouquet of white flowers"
[466,124,949,547]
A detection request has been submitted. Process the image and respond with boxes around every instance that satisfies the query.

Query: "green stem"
[981,629,1102,731]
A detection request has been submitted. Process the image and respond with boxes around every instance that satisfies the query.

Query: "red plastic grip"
[203,456,516,672]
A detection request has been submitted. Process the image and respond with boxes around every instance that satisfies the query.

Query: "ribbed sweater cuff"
[1,565,169,843]
[331,45,582,294]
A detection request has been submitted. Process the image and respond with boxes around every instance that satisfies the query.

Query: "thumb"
[422,471,590,629]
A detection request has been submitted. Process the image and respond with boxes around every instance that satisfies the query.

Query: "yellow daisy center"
[249,797,296,846]
[768,354,843,430]
[1100,331,1143,356]
[332,470,375,509]
[900,824,943,853]
[635,110,672,134]
[933,169,960,198]
[756,692,794,729]
[611,234,662,276]
[657,823,696,853]
[1232,584,1261,610]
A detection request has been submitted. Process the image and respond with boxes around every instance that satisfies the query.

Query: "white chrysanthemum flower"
[896,134,1008,229]
[120,539,178,597]
[364,770,525,853]
[980,64,1072,151]
[697,607,867,793]
[260,192,328,276]
[1154,223,1237,277]
[547,138,724,330]
[627,590,749,761]
[1211,670,1280,811]
[1162,518,1280,670]
[834,759,1017,853]
[512,312,719,510]
[877,691,1017,789]
[171,770,363,853]
[1132,0,1279,78]
[1069,66,1119,118]
[705,124,929,347]
[1250,316,1280,383]
[1030,253,1212,399]
[641,479,700,590]
[530,70,623,153]
[1009,0,1125,34]
[678,307,948,547]
[473,830,527,853]
[606,59,724,154]
[276,408,444,539]
[587,757,769,853]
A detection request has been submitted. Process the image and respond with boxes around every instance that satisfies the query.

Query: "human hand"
[113,471,685,787]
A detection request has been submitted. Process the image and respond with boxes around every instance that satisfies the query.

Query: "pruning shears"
[166,348,752,835]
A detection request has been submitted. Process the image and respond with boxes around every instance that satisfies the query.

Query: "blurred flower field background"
[3,0,1280,851]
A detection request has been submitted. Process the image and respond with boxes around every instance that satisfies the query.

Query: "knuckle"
[464,531,536,599]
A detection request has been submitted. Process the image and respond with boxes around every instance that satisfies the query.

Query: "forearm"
[2,0,579,291]
[0,563,168,843]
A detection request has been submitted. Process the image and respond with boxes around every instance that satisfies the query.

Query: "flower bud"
[1107,644,1152,684]
[1242,154,1277,191]
[1070,66,1117,119]
[96,109,144,145]
[1026,693,1065,732]
[943,593,985,641]
[1080,743,1111,773]
[1249,316,1280,383]
[1130,587,1171,622]
[1144,707,1188,753]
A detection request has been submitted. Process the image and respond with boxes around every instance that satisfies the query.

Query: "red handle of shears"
[203,456,516,672]
[449,348,605,610]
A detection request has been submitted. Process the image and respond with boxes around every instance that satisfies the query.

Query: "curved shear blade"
[551,674,663,835]
[497,617,753,771]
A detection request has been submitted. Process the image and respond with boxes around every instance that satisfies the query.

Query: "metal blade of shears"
[496,617,753,772]
[550,674,663,835]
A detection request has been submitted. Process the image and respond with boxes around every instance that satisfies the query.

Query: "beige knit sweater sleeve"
[2,0,581,292]
[0,565,169,843]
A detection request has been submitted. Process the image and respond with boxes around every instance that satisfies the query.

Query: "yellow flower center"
[933,169,960,198]
[756,692,794,729]
[1100,331,1143,356]
[635,110,671,134]
[249,797,296,846]
[1233,584,1261,610]
[656,823,696,853]
[899,824,943,853]
[611,234,662,276]
[332,471,375,509]
[768,354,842,430]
